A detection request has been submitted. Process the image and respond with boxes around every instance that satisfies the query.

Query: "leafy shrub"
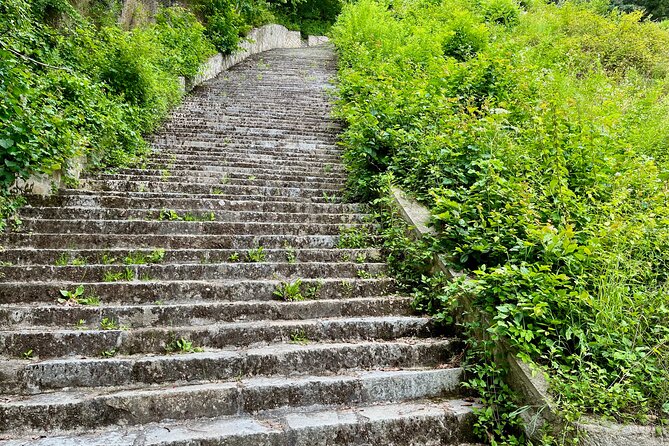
[441,11,489,61]
[153,7,216,77]
[332,0,669,438]
[480,0,521,26]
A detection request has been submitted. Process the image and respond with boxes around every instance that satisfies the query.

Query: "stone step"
[0,296,411,329]
[0,399,481,445]
[142,158,346,176]
[138,162,346,179]
[151,143,343,158]
[59,188,344,204]
[79,179,345,198]
[151,143,340,159]
[15,218,366,237]
[113,167,347,183]
[0,316,437,358]
[0,247,382,266]
[25,194,361,214]
[0,369,463,432]
[0,277,395,304]
[1,232,358,249]
[18,207,366,225]
[84,173,345,192]
[148,152,346,169]
[0,261,387,282]
[10,338,461,391]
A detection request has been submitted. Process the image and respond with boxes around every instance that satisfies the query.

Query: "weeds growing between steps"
[332,0,669,443]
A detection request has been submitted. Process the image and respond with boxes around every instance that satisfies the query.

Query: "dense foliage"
[611,0,669,19]
[0,0,215,193]
[0,0,338,226]
[332,0,669,437]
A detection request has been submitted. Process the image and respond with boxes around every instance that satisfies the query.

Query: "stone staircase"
[0,46,479,445]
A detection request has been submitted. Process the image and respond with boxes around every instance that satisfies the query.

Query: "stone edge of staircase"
[11,24,330,198]
[389,187,668,446]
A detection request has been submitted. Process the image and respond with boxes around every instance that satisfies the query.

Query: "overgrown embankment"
[332,0,669,441]
[0,0,340,225]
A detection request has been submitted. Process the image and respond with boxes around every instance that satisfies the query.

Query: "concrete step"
[141,159,346,177]
[0,316,438,358]
[0,261,387,282]
[0,296,412,329]
[10,338,461,391]
[25,194,361,214]
[79,179,345,199]
[146,152,345,169]
[19,207,366,224]
[0,247,382,266]
[0,277,395,304]
[84,173,345,192]
[0,369,463,432]
[59,188,345,204]
[15,218,367,237]
[0,399,481,445]
[151,144,343,159]
[113,167,347,183]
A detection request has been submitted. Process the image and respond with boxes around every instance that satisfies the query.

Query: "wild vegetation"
[0,0,339,227]
[332,0,669,442]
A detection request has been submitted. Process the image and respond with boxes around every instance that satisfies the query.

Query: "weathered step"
[151,145,342,162]
[25,194,361,214]
[0,399,481,445]
[113,167,347,183]
[0,368,463,432]
[18,207,366,225]
[141,160,346,178]
[151,145,343,161]
[0,296,412,329]
[0,247,382,266]
[1,233,356,250]
[0,315,437,358]
[0,277,394,304]
[10,338,461,391]
[15,218,366,237]
[147,151,343,168]
[79,179,345,199]
[0,261,387,282]
[84,173,345,192]
[60,188,344,204]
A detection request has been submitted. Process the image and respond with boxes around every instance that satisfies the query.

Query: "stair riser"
[25,195,360,214]
[0,278,395,304]
[2,233,348,250]
[18,341,459,390]
[0,369,462,432]
[114,168,347,183]
[0,318,436,358]
[0,402,479,446]
[0,297,412,329]
[81,174,344,192]
[0,248,382,266]
[80,180,344,198]
[0,262,386,282]
[16,219,365,237]
[61,189,342,204]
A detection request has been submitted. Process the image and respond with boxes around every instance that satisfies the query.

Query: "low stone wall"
[183,24,304,92]
[389,187,668,446]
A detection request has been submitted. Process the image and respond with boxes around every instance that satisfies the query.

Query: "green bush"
[480,0,521,25]
[332,0,669,438]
